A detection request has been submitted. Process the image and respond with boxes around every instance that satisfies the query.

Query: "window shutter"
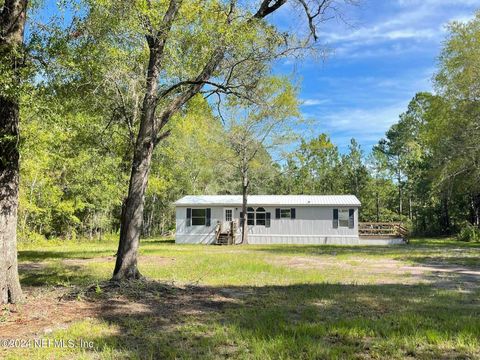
[240,212,244,227]
[186,208,192,227]
[275,208,281,219]
[333,209,338,228]
[206,208,211,227]
[290,208,296,219]
[266,212,271,227]
[348,209,354,229]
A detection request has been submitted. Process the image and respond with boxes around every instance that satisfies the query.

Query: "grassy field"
[1,238,479,359]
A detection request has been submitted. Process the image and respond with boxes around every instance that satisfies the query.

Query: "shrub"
[457,223,480,242]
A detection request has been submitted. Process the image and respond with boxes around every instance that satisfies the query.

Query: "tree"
[222,77,299,244]
[434,12,480,229]
[287,133,342,194]
[0,0,28,304]
[83,0,352,280]
[341,139,369,198]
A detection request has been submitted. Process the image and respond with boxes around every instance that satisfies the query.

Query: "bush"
[457,223,480,242]
[17,229,47,244]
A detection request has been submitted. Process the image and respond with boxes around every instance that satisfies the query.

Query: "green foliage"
[457,223,480,243]
[13,3,480,242]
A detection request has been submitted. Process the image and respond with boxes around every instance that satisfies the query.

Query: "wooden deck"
[359,222,408,243]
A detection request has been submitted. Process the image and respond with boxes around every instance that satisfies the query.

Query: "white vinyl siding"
[176,205,359,244]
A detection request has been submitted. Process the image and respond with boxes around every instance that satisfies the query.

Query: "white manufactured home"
[175,195,406,245]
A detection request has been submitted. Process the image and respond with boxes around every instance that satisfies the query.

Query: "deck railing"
[359,222,408,240]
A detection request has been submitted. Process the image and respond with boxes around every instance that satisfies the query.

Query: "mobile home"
[174,195,398,245]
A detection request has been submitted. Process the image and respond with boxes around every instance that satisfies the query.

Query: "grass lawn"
[1,238,479,359]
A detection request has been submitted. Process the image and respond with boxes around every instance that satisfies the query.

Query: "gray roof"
[174,195,361,207]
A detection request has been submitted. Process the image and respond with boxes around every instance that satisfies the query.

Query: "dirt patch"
[271,256,406,272]
[17,255,175,273]
[0,280,249,342]
[61,255,175,266]
[18,262,48,272]
[270,255,480,289]
[1,287,101,339]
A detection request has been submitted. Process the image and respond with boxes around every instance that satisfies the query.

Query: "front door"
[223,208,234,232]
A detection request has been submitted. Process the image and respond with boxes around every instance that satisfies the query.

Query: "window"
[225,209,233,222]
[338,209,349,227]
[256,207,266,225]
[280,208,291,218]
[192,208,206,226]
[276,208,295,219]
[247,207,255,225]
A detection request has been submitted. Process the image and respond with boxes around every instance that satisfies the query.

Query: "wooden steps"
[214,221,237,245]
[217,233,231,245]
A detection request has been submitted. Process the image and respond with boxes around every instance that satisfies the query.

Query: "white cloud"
[301,98,330,106]
[302,103,408,150]
[319,0,478,58]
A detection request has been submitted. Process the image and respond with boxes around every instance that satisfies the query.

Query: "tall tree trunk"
[240,164,248,245]
[112,45,160,280]
[441,195,450,234]
[376,190,380,222]
[113,131,154,280]
[0,98,23,304]
[398,181,403,217]
[112,0,182,281]
[112,52,158,279]
[472,194,480,228]
[0,0,28,304]
[408,195,412,220]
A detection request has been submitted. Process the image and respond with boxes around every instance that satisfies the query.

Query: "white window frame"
[255,207,266,226]
[224,208,233,222]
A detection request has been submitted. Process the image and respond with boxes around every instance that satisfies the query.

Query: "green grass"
[5,237,480,359]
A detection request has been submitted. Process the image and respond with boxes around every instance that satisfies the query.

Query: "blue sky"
[272,0,479,153]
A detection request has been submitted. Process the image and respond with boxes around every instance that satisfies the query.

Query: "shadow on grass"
[18,249,115,262]
[400,255,480,267]
[19,262,100,287]
[142,238,175,245]
[63,278,480,360]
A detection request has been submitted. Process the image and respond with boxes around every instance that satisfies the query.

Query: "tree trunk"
[240,167,248,245]
[408,195,412,220]
[471,194,480,228]
[0,98,23,304]
[398,183,403,217]
[0,0,28,304]
[112,0,185,280]
[112,50,159,280]
[441,195,450,234]
[112,135,154,280]
[376,190,380,222]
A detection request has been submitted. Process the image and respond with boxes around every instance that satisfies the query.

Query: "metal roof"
[174,195,361,207]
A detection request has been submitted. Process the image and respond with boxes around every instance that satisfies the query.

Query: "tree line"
[13,8,480,243]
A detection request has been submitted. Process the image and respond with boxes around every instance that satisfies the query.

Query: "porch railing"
[359,222,408,240]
